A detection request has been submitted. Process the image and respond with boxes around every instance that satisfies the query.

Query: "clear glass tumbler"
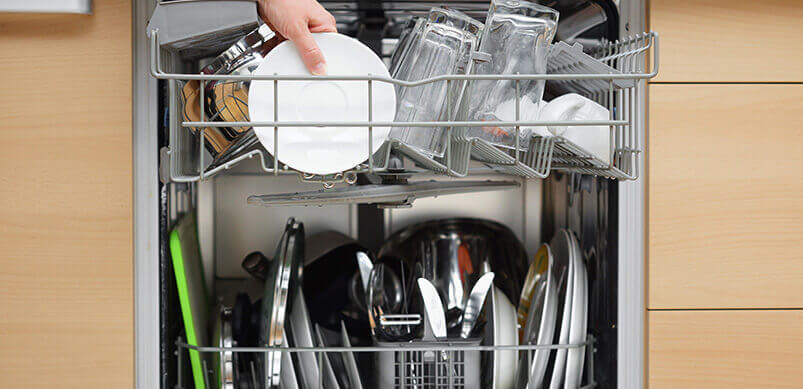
[390,8,483,157]
[461,0,558,150]
[389,17,425,78]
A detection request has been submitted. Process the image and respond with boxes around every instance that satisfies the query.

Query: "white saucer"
[248,33,396,175]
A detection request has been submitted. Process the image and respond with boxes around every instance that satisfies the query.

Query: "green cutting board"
[170,213,210,389]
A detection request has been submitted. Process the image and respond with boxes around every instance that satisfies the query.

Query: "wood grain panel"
[0,1,133,387]
[648,84,803,309]
[650,0,803,82]
[649,310,803,388]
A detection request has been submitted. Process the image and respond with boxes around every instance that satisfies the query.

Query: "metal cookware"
[257,218,304,387]
[303,231,377,335]
[182,24,281,167]
[378,218,529,328]
[214,305,235,389]
[241,251,269,281]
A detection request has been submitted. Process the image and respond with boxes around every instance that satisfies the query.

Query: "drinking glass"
[461,0,558,150]
[389,17,425,78]
[390,8,483,157]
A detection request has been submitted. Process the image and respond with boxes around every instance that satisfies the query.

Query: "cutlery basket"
[374,338,482,389]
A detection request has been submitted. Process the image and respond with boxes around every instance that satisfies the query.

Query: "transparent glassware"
[390,8,483,157]
[389,17,425,78]
[461,0,558,150]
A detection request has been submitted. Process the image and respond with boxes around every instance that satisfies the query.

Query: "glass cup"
[461,0,558,150]
[390,8,483,157]
[389,17,425,78]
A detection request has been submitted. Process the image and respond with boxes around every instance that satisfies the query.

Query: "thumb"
[285,24,327,75]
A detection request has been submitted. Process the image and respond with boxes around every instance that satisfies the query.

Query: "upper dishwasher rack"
[150,27,658,183]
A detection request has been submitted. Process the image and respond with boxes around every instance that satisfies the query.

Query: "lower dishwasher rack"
[150,29,658,185]
[175,336,598,389]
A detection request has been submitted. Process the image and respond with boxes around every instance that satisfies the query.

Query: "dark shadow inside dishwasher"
[543,173,618,388]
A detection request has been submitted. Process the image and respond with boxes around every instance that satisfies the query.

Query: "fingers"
[309,10,337,33]
[284,23,328,75]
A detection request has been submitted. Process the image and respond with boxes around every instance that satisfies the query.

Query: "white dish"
[249,32,396,175]
[564,231,588,388]
[280,338,299,389]
[491,286,518,389]
[539,93,611,165]
[340,321,364,389]
[287,289,319,388]
[313,324,341,389]
[547,230,575,389]
[518,244,558,389]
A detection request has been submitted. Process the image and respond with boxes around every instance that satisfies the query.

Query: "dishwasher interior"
[145,1,656,388]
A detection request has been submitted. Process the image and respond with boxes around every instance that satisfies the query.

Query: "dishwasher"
[132,0,658,388]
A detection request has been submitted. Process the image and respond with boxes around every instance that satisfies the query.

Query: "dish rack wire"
[175,335,597,389]
[150,29,658,184]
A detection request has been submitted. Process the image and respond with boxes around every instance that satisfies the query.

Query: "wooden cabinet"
[649,310,803,388]
[648,84,803,309]
[0,0,133,387]
[650,0,803,82]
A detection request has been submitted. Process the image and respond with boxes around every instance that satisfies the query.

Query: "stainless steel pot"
[378,218,528,328]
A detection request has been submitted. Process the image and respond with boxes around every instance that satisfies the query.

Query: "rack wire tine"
[368,77,374,173]
[199,80,206,180]
[317,350,324,389]
[273,77,279,175]
[586,335,596,387]
[514,76,521,162]
[250,360,258,389]
[176,338,183,388]
[608,80,614,170]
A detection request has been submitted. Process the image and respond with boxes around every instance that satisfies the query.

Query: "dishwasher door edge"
[617,0,647,388]
[134,0,160,388]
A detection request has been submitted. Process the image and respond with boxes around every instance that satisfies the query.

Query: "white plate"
[313,324,341,389]
[491,286,518,389]
[340,321,364,389]
[564,231,588,388]
[287,289,319,388]
[248,33,396,175]
[280,338,299,389]
[547,230,575,389]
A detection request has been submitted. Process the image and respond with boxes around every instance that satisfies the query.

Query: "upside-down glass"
[390,8,483,157]
[389,17,424,78]
[461,0,558,150]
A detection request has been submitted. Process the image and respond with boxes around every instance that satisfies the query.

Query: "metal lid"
[259,218,304,387]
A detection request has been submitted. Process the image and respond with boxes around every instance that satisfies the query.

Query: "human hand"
[257,0,337,75]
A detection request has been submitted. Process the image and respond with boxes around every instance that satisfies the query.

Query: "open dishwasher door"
[133,0,655,388]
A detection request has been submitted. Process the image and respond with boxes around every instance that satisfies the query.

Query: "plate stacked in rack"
[517,229,589,389]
